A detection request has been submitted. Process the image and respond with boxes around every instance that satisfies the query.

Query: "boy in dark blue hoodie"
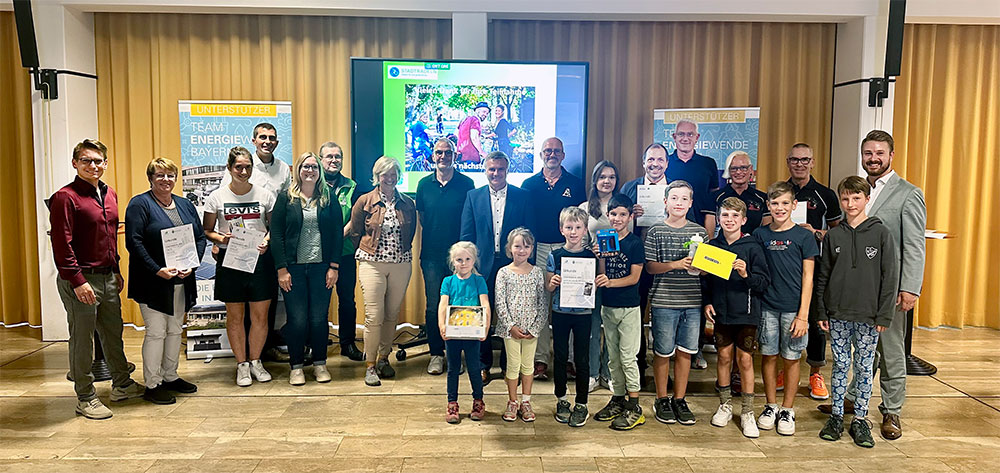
[703,197,770,438]
[814,176,897,449]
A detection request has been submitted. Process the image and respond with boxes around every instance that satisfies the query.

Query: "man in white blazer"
[822,130,926,440]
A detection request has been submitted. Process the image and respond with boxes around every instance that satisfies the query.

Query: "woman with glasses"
[705,151,772,235]
[348,156,416,386]
[125,157,207,404]
[271,152,344,385]
[203,147,277,387]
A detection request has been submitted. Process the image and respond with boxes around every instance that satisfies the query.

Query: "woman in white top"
[577,159,626,391]
[203,146,277,387]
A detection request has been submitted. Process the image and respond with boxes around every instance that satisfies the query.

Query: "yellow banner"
[692,243,738,280]
[660,109,746,124]
[190,103,277,117]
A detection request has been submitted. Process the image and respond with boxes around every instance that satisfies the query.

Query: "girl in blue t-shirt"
[438,241,491,424]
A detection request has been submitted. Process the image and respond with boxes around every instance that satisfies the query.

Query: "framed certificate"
[445,305,486,340]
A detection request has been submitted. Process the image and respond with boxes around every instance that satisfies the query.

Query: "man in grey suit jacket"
[826,130,926,440]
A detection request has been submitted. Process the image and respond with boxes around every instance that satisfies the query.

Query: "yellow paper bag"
[692,243,738,280]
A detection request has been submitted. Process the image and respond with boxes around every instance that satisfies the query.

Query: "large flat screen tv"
[351,58,589,193]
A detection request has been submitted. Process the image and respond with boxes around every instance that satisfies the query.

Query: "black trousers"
[636,270,653,374]
[553,311,592,405]
[479,255,508,371]
[336,253,358,347]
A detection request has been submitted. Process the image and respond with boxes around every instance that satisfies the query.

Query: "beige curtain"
[94,13,452,325]
[893,24,1000,328]
[0,12,42,327]
[489,20,836,189]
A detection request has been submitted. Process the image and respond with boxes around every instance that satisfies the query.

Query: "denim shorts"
[758,309,809,360]
[650,307,701,357]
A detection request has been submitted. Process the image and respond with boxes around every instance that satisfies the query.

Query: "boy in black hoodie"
[704,197,770,438]
[814,176,897,448]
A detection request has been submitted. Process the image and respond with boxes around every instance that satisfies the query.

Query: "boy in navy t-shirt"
[592,194,646,431]
[752,181,819,436]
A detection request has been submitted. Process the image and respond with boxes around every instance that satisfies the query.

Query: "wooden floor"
[1,325,999,473]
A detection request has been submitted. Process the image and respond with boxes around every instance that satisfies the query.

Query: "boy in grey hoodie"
[814,176,897,448]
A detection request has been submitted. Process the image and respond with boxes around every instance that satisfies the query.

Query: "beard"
[864,160,890,177]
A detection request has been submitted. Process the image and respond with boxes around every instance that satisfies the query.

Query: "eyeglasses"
[433,149,455,156]
[542,148,564,155]
[232,165,253,172]
[787,157,813,165]
[256,135,278,142]
[673,131,696,138]
[153,173,177,180]
[301,164,320,171]
[77,157,106,166]
[728,165,752,173]
[322,154,343,161]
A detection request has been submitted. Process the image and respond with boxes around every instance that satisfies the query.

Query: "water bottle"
[686,234,703,275]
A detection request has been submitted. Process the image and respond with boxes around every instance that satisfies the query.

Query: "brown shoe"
[880,413,902,440]
[818,398,855,415]
[482,369,492,386]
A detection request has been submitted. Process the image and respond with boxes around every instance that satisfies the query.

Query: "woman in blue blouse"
[124,157,206,405]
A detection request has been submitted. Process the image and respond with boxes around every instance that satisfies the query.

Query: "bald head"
[540,137,565,171]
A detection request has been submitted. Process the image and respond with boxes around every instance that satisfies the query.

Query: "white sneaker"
[741,411,760,438]
[289,368,305,386]
[711,402,733,427]
[76,398,113,420]
[236,362,252,387]
[757,403,778,430]
[313,364,331,383]
[249,359,272,382]
[776,408,796,436]
[692,353,708,370]
[588,377,600,393]
[427,355,445,375]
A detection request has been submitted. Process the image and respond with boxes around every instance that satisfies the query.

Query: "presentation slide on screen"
[352,60,588,193]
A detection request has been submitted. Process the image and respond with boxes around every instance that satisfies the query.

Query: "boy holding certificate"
[546,206,598,427]
[752,181,819,436]
[703,197,770,437]
[643,180,707,426]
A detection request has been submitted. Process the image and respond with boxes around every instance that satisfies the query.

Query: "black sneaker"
[611,404,646,431]
[162,378,197,394]
[568,404,589,427]
[554,400,572,423]
[849,418,875,448]
[595,396,626,422]
[143,385,176,405]
[653,397,676,424]
[672,397,696,425]
[820,414,844,441]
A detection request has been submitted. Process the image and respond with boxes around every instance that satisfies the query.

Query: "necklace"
[153,193,173,208]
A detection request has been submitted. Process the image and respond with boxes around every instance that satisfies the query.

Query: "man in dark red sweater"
[50,139,143,419]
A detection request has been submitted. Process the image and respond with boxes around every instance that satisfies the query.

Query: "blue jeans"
[446,339,484,402]
[281,263,332,369]
[650,307,701,357]
[759,309,808,360]
[420,257,448,356]
[589,289,610,380]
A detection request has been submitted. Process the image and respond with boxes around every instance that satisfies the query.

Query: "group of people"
[50,120,926,450]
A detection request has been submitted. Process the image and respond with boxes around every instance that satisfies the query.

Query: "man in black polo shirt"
[416,138,475,375]
[704,151,771,235]
[664,119,721,235]
[786,142,842,401]
[521,136,586,379]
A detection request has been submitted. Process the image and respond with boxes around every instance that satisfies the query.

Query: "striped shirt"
[644,221,708,309]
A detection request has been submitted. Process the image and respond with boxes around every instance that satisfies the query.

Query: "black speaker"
[13,0,40,69]
[884,0,906,77]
